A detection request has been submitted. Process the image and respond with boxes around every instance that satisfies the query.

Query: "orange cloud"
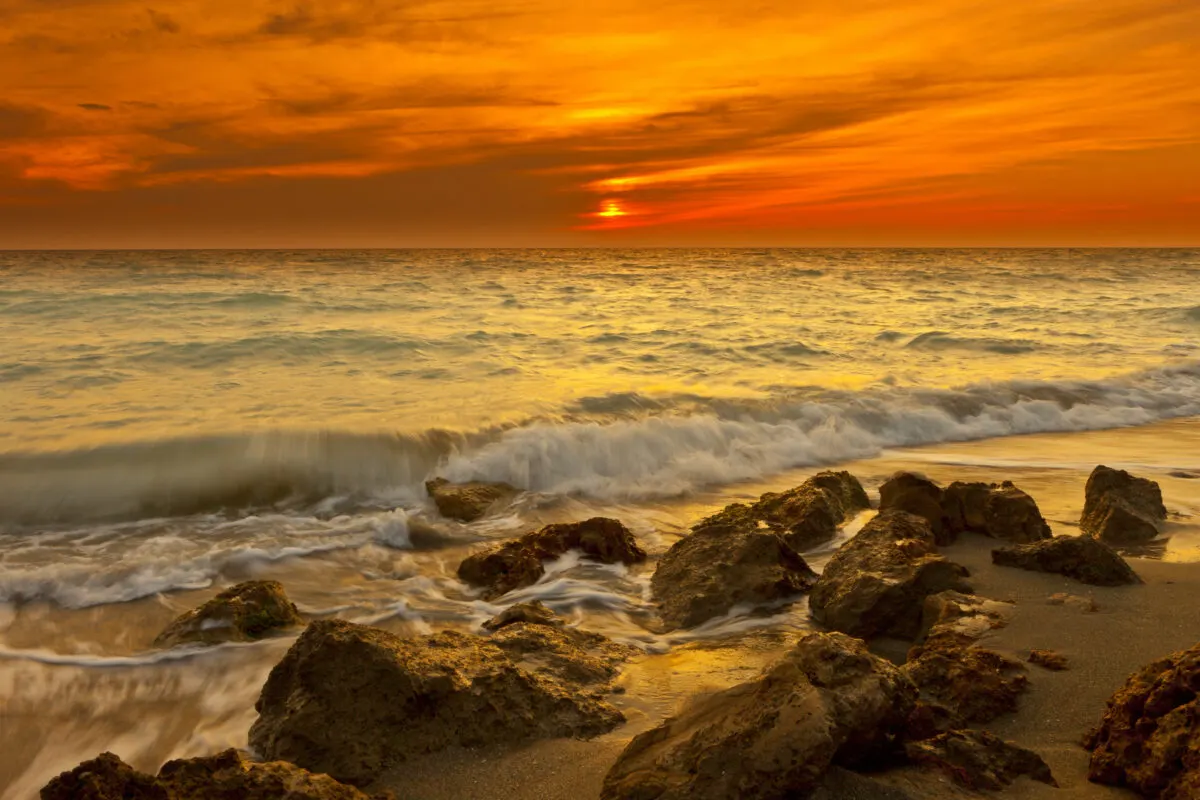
[0,0,1197,245]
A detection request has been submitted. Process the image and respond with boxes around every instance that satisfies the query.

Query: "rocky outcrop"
[458,517,646,599]
[905,730,1056,790]
[601,632,917,800]
[39,750,389,800]
[879,473,949,542]
[808,511,971,640]
[693,471,869,551]
[651,524,817,630]
[482,600,561,631]
[878,474,1051,545]
[1028,649,1069,671]
[991,534,1141,586]
[153,581,302,648]
[1086,641,1200,797]
[40,753,166,800]
[903,591,1026,726]
[425,477,518,522]
[249,619,626,786]
[1081,465,1167,545]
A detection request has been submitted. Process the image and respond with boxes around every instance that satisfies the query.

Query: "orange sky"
[1,0,1198,247]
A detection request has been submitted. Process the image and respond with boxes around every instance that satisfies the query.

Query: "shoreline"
[3,420,1200,797]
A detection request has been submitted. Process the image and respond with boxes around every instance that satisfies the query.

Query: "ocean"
[2,247,1200,795]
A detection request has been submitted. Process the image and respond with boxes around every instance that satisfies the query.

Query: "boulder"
[878,475,1052,546]
[904,591,1026,725]
[458,517,646,600]
[903,645,1027,726]
[39,750,389,800]
[991,534,1141,586]
[482,600,561,631]
[425,477,518,522]
[249,619,626,786]
[693,470,869,551]
[1086,641,1200,797]
[153,581,302,648]
[808,511,971,640]
[40,753,166,800]
[879,473,949,543]
[601,632,917,800]
[651,524,817,630]
[905,730,1056,791]
[1081,465,1167,545]
[950,481,1052,544]
[1028,649,1069,671]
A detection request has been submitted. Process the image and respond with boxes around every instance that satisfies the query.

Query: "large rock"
[991,534,1141,586]
[904,591,1026,726]
[40,753,166,800]
[153,581,302,648]
[39,750,388,800]
[879,473,949,543]
[458,517,646,599]
[249,619,626,786]
[1086,641,1200,797]
[1081,465,1167,545]
[482,599,561,631]
[694,471,869,551]
[946,481,1052,544]
[878,474,1051,546]
[809,511,971,640]
[905,730,1056,791]
[425,477,518,522]
[651,524,817,630]
[601,632,917,800]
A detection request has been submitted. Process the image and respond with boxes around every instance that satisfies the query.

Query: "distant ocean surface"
[2,248,1200,608]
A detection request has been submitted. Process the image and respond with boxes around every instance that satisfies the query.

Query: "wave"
[904,331,1038,354]
[3,363,1200,529]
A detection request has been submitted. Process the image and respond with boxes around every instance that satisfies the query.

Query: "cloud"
[0,104,49,138]
[146,8,180,33]
[78,103,113,111]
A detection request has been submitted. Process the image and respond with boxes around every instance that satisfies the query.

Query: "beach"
[2,248,1200,797]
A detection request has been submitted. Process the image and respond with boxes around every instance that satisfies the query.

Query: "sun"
[596,199,627,218]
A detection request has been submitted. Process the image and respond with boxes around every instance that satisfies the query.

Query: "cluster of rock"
[650,471,866,630]
[41,749,394,800]
[458,516,647,599]
[46,465,1189,799]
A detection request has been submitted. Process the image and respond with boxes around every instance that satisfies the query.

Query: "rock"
[915,590,1013,651]
[879,472,949,543]
[809,511,971,640]
[1048,592,1100,612]
[458,517,646,600]
[39,750,389,800]
[904,590,1026,725]
[904,646,1027,725]
[905,730,1057,790]
[40,753,166,800]
[1085,641,1200,797]
[153,581,302,648]
[1081,465,1167,545]
[601,632,917,800]
[878,475,1052,546]
[1028,649,1069,671]
[693,470,869,551]
[488,618,634,685]
[482,600,561,631]
[425,477,518,522]
[941,480,1052,544]
[157,749,391,799]
[651,524,817,630]
[249,619,626,786]
[991,534,1140,586]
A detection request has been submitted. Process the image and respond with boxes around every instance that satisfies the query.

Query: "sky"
[1,0,1198,247]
